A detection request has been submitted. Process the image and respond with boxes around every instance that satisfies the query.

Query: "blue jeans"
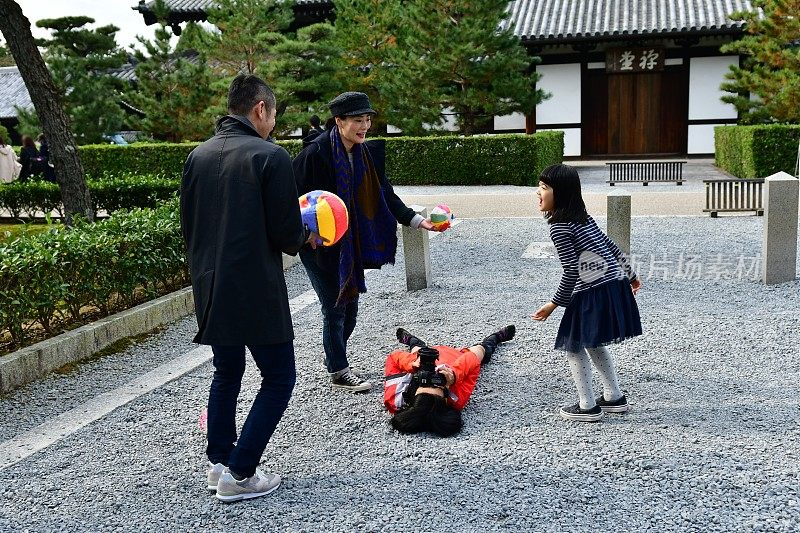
[206,342,296,478]
[300,251,358,374]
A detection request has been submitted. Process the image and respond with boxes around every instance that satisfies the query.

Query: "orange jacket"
[383,345,481,413]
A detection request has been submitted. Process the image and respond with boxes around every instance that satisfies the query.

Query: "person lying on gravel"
[384,326,515,436]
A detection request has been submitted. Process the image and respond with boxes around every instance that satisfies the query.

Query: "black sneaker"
[331,370,372,393]
[396,328,426,349]
[595,394,629,413]
[495,325,516,342]
[559,403,603,422]
[478,325,516,365]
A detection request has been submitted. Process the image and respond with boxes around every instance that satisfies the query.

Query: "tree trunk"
[0,0,93,224]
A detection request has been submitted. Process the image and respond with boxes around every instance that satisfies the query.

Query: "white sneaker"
[207,462,225,491]
[215,468,281,503]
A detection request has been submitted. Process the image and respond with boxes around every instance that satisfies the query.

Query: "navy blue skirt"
[554,278,642,353]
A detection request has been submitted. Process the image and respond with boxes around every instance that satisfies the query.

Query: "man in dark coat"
[181,73,315,503]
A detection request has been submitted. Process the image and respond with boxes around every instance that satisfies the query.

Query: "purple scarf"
[330,127,398,305]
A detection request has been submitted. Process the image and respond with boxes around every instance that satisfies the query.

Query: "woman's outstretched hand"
[532,302,557,321]
[419,219,440,232]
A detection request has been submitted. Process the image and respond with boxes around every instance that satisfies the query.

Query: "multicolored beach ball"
[430,203,455,231]
[299,190,349,246]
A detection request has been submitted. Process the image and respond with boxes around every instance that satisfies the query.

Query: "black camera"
[413,346,447,388]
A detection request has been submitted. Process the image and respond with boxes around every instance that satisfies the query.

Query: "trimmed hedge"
[382,132,563,186]
[77,132,563,185]
[0,175,179,218]
[715,125,800,179]
[0,200,188,348]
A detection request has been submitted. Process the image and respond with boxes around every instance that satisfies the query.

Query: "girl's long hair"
[539,164,588,225]
[390,392,463,437]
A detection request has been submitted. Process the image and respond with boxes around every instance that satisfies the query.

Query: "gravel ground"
[1,215,799,532]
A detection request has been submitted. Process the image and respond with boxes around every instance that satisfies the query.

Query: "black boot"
[396,328,427,349]
[479,325,515,364]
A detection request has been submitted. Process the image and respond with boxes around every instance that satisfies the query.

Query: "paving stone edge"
[0,287,195,393]
[0,254,300,393]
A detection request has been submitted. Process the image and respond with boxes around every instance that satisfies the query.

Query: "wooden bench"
[703,178,764,217]
[607,161,686,186]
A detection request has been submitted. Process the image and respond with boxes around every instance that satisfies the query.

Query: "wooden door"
[583,66,687,156]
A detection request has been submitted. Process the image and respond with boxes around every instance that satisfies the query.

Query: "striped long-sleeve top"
[549,215,637,307]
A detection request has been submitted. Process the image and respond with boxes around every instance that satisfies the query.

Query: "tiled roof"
[135,0,752,42]
[0,65,139,120]
[134,0,325,14]
[504,0,754,42]
[0,67,33,120]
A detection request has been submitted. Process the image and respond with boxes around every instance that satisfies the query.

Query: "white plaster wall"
[494,112,526,130]
[539,127,580,157]
[536,64,581,125]
[689,56,739,120]
[439,107,459,132]
[688,124,721,154]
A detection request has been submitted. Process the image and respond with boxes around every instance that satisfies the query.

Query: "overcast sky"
[14,0,161,52]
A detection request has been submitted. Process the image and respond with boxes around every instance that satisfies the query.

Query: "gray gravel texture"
[1,216,799,532]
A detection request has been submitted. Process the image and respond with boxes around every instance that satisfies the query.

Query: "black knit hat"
[328,92,376,117]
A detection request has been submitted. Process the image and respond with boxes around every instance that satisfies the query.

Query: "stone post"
[402,205,431,291]
[762,172,799,285]
[607,189,631,255]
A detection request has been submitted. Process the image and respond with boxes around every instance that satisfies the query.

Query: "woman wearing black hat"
[293,92,438,393]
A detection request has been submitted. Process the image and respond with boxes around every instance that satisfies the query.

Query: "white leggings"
[565,346,623,409]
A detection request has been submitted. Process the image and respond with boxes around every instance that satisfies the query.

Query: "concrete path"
[395,159,730,218]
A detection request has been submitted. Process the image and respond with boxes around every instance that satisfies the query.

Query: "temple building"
[128,1,751,157]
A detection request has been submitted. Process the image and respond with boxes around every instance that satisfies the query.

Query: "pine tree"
[130,23,218,142]
[262,23,345,135]
[721,0,800,123]
[18,16,127,144]
[332,0,412,133]
[0,38,14,66]
[400,0,545,135]
[204,0,293,76]
[175,21,215,53]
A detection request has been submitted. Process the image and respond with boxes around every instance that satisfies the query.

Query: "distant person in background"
[302,115,326,144]
[18,135,39,182]
[309,114,324,134]
[0,136,21,184]
[36,134,56,182]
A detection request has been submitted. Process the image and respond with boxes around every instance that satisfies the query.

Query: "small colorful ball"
[430,203,455,231]
[298,190,349,246]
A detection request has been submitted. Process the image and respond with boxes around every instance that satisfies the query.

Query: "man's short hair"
[227,73,276,116]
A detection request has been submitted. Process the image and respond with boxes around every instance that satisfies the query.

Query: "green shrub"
[79,143,198,180]
[77,133,563,185]
[78,141,305,179]
[381,132,563,186]
[0,200,188,348]
[0,175,179,218]
[715,125,800,179]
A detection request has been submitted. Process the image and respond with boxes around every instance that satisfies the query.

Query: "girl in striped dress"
[532,164,642,422]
